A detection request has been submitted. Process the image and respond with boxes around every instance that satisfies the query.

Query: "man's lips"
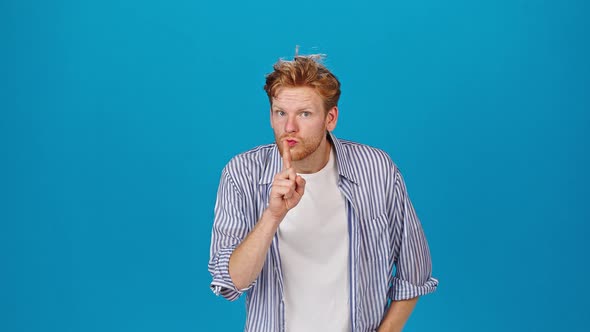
[284,138,298,147]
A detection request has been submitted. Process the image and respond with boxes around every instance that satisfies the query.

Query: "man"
[208,54,438,332]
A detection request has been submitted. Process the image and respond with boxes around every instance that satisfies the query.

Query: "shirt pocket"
[359,212,390,262]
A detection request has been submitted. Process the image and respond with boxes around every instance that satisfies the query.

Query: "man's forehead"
[272,87,318,106]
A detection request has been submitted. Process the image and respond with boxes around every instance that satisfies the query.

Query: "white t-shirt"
[278,149,350,332]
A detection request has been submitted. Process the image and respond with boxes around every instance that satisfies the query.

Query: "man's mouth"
[284,139,298,147]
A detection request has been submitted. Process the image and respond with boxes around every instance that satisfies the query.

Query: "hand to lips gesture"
[268,140,306,220]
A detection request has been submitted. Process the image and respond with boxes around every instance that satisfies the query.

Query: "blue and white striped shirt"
[209,133,438,331]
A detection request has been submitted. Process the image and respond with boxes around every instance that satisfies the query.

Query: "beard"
[276,131,326,161]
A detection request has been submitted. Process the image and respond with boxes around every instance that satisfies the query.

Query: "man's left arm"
[377,297,418,332]
[381,167,438,330]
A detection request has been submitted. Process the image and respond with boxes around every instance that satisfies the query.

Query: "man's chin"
[290,148,312,162]
[289,151,302,161]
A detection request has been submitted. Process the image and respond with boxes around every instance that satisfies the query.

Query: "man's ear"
[326,106,339,131]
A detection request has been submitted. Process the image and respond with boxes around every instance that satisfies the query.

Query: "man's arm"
[377,297,418,332]
[376,166,437,330]
[228,209,282,289]
[228,140,305,289]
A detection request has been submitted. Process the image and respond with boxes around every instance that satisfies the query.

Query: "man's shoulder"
[222,143,277,177]
[338,138,388,154]
[233,143,276,160]
[230,143,276,162]
[336,138,396,168]
[334,137,403,193]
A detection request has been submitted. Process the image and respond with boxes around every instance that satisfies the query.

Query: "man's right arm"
[210,141,305,297]
[228,141,305,290]
[228,209,283,290]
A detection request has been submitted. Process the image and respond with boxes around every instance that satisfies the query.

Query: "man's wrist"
[262,208,284,226]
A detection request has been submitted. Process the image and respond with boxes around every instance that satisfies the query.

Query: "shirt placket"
[339,178,359,331]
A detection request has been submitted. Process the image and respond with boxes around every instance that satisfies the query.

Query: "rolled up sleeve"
[209,245,257,301]
[208,167,256,301]
[389,169,438,301]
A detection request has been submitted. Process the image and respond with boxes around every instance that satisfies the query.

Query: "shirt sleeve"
[388,168,438,301]
[208,167,257,301]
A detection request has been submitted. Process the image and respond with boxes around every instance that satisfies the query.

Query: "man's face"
[270,86,338,162]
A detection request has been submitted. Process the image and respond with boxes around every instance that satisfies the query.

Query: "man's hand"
[228,140,306,290]
[267,140,306,220]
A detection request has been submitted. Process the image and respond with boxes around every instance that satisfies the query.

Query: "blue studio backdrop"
[1,0,589,331]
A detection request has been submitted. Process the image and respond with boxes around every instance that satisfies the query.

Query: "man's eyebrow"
[272,106,313,112]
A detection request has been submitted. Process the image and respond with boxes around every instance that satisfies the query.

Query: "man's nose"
[285,115,298,133]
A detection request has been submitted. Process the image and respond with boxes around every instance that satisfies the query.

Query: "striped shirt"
[209,133,438,331]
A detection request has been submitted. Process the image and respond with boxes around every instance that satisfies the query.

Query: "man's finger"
[282,139,292,170]
[295,175,306,195]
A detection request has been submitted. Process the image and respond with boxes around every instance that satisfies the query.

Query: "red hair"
[263,55,341,112]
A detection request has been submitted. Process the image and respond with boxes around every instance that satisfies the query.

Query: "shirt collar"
[259,132,358,185]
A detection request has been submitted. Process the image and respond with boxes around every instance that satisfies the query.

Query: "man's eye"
[301,112,311,117]
[277,111,285,116]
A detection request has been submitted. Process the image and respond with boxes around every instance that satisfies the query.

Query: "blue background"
[1,0,588,331]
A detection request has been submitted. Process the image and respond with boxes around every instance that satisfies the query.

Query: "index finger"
[282,139,292,170]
